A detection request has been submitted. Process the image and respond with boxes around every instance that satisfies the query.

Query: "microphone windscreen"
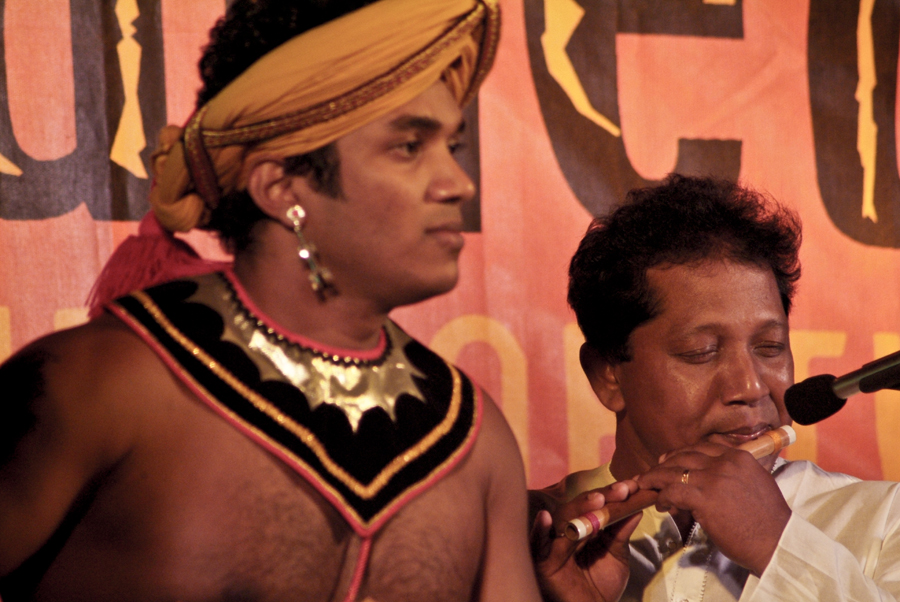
[784,374,844,425]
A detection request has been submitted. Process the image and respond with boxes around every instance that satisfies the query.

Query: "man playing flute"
[0,1,552,600]
[531,175,900,601]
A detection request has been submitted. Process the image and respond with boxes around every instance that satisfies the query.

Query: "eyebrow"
[676,318,789,337]
[388,115,466,136]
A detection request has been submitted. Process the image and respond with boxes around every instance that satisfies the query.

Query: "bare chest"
[25,400,486,602]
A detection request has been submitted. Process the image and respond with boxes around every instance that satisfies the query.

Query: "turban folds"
[151,0,501,233]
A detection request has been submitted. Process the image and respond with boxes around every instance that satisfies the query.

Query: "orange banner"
[2,0,900,488]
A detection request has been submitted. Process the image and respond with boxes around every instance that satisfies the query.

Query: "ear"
[245,159,305,224]
[579,343,625,413]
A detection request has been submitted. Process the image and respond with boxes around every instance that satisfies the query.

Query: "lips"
[710,423,775,446]
[427,222,465,252]
[427,220,463,234]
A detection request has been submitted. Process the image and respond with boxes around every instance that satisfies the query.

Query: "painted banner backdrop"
[2,0,900,489]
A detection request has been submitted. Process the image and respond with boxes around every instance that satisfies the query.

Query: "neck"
[231,224,387,350]
[608,452,643,483]
[608,426,654,482]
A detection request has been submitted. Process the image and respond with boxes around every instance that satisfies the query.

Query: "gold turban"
[150,0,500,233]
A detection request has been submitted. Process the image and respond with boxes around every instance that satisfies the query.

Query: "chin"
[399,274,460,307]
[436,270,461,295]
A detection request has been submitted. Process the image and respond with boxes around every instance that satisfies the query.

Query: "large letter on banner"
[0,0,165,222]
[524,0,743,216]
[809,0,900,247]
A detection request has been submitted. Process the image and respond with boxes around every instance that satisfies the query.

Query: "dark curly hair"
[194,0,378,252]
[568,174,802,364]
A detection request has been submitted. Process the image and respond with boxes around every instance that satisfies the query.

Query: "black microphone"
[785,349,900,425]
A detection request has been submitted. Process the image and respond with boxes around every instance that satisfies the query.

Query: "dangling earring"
[286,205,334,298]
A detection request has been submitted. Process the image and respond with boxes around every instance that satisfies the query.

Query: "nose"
[719,348,770,406]
[428,152,476,204]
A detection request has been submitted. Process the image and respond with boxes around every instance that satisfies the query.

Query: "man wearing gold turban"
[0,1,596,600]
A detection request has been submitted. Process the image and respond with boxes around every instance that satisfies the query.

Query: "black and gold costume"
[108,271,481,536]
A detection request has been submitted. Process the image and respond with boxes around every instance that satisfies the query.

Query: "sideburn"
[284,143,342,198]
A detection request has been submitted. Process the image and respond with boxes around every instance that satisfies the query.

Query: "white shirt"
[558,459,900,601]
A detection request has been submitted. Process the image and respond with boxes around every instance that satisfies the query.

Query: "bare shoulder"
[416,387,526,501]
[2,313,156,447]
[1,312,175,453]
[464,389,542,601]
[0,313,174,575]
[469,389,528,486]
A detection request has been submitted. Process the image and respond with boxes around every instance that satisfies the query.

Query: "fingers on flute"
[605,479,638,501]
[636,463,702,499]
[562,490,606,519]
[571,480,637,508]
[529,509,555,561]
[561,483,634,522]
[636,465,703,514]
[577,511,642,562]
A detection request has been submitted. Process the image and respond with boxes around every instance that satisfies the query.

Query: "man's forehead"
[644,259,786,325]
[377,81,464,132]
[387,114,466,134]
[646,258,774,289]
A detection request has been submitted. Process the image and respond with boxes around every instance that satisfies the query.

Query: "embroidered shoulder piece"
[108,272,482,536]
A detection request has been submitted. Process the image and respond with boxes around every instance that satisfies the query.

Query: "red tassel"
[87,213,231,318]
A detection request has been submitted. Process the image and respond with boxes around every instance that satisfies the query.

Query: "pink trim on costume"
[107,303,377,533]
[223,270,386,360]
[358,384,484,536]
[343,537,372,602]
[107,300,484,540]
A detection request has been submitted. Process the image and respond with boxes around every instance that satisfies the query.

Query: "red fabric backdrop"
[2,0,899,488]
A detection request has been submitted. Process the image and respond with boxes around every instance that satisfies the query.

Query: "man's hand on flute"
[530,481,642,602]
[636,440,793,577]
